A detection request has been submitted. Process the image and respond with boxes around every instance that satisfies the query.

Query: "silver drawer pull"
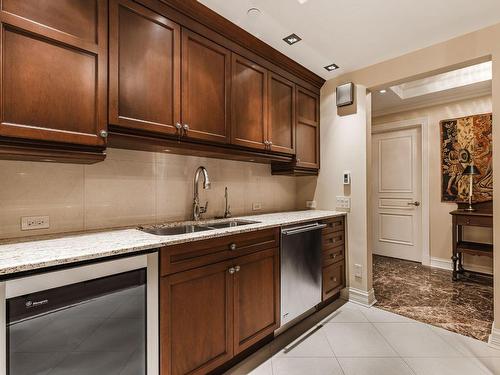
[229,243,237,251]
[228,267,235,274]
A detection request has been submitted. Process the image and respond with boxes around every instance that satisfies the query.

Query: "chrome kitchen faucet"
[193,166,211,221]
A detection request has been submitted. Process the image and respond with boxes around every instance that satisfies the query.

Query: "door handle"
[407,201,421,207]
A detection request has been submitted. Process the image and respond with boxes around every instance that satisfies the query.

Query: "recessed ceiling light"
[297,0,309,3]
[379,89,387,94]
[283,33,302,45]
[247,7,261,18]
[324,63,339,72]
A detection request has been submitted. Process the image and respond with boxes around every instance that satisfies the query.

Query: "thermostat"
[343,171,351,185]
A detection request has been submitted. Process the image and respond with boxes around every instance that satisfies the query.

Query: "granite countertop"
[0,210,344,278]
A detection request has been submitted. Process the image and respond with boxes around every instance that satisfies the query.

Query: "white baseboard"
[430,256,493,275]
[343,287,377,307]
[489,322,500,350]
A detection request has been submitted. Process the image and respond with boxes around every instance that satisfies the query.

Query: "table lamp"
[462,164,480,211]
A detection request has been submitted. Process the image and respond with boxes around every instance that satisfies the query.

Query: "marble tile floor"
[226,302,500,375]
[373,255,493,342]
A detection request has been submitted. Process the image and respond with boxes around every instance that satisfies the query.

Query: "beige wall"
[373,95,493,272]
[297,85,373,296]
[312,21,500,334]
[0,148,298,240]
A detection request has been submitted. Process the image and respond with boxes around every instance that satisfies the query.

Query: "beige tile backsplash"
[0,148,298,239]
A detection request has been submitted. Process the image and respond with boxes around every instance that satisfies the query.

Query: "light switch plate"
[21,216,50,231]
[336,196,351,210]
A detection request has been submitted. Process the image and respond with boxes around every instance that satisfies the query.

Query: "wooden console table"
[450,208,493,281]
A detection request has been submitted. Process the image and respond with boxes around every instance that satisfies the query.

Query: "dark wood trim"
[108,128,294,164]
[0,138,106,164]
[271,162,319,176]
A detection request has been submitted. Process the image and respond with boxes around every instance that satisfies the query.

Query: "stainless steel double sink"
[139,219,260,236]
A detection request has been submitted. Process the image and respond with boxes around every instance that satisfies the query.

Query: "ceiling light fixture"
[379,89,387,94]
[283,33,302,45]
[247,7,261,18]
[324,63,339,72]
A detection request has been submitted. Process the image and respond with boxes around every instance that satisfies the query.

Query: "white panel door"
[372,127,422,262]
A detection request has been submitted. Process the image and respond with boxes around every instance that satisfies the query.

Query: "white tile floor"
[231,302,500,375]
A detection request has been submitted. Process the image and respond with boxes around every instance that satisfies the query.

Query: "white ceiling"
[198,0,500,80]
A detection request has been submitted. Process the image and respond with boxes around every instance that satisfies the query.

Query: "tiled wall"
[0,148,298,239]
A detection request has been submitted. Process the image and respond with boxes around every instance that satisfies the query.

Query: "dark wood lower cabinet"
[321,216,346,301]
[233,248,280,354]
[160,230,280,375]
[160,260,234,375]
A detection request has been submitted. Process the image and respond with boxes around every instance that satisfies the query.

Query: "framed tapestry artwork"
[440,113,492,203]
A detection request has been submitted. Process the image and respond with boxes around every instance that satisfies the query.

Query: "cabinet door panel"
[231,54,268,150]
[234,248,279,354]
[181,28,230,143]
[2,0,97,43]
[296,87,320,169]
[269,73,295,154]
[0,0,107,147]
[109,0,180,135]
[161,260,233,375]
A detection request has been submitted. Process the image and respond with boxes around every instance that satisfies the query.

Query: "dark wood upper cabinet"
[0,0,107,148]
[231,54,268,150]
[233,248,280,354]
[296,86,320,169]
[268,73,296,155]
[181,28,230,143]
[109,0,181,135]
[161,260,234,375]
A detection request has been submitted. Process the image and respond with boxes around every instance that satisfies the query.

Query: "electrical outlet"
[354,264,363,278]
[306,200,317,209]
[336,196,351,210]
[252,202,262,211]
[21,216,50,231]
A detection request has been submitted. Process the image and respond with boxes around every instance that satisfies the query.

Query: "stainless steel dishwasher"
[280,222,326,326]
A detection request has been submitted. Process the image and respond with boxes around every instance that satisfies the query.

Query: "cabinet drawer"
[455,215,492,227]
[322,261,345,301]
[322,245,344,267]
[160,227,279,276]
[322,231,345,249]
[322,216,345,234]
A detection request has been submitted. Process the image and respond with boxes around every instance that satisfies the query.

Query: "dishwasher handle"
[282,223,327,236]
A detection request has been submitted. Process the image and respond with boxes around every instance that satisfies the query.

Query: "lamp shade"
[463,164,480,176]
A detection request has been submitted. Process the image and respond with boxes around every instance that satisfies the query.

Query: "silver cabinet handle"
[99,130,108,138]
[183,124,190,133]
[175,122,182,130]
[229,243,237,251]
[264,140,269,146]
[268,141,273,146]
[228,267,235,274]
[282,223,327,235]
[407,201,421,207]
[235,265,241,272]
